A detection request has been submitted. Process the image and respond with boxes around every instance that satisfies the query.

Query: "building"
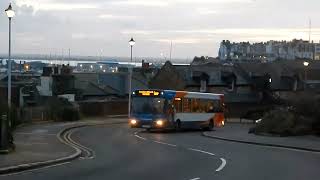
[314,43,320,60]
[150,60,320,117]
[219,39,316,61]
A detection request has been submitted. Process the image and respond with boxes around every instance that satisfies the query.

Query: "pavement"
[204,123,320,152]
[0,117,127,173]
[1,121,319,180]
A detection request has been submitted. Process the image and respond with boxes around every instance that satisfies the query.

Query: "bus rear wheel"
[175,120,181,132]
[204,120,214,131]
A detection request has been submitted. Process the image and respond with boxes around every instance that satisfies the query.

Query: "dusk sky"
[0,0,320,59]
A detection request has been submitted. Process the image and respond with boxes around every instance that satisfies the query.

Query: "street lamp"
[2,3,15,151]
[303,61,309,90]
[5,3,14,110]
[128,37,135,118]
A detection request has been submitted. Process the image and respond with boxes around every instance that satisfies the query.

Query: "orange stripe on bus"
[214,113,225,127]
[175,91,188,98]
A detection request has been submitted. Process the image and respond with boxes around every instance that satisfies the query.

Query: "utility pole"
[169,41,173,61]
[61,48,64,65]
[309,18,311,43]
[68,48,71,65]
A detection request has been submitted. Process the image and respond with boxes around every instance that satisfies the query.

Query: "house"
[0,72,40,108]
[149,61,186,90]
[150,61,258,103]
[73,66,154,100]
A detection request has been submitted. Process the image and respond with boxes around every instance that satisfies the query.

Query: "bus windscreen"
[131,97,165,114]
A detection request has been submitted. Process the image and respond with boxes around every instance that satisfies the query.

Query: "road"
[1,123,320,180]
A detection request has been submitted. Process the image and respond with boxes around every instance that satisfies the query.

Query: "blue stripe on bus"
[163,90,176,100]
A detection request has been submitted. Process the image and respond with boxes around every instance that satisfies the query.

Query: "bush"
[290,94,320,135]
[252,92,320,136]
[44,97,80,122]
[255,108,296,136]
[0,99,21,129]
[59,107,80,121]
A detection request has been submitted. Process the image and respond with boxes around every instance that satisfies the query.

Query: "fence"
[79,100,128,117]
[21,107,48,122]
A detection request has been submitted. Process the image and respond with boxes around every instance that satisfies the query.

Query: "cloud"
[122,28,320,45]
[153,38,205,44]
[15,0,98,13]
[71,33,87,39]
[175,0,253,4]
[196,8,218,15]
[110,0,169,7]
[98,14,137,20]
[110,0,253,7]
[121,30,159,35]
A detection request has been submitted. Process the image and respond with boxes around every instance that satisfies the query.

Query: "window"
[200,80,207,92]
[131,97,165,114]
[182,98,191,113]
[173,98,182,113]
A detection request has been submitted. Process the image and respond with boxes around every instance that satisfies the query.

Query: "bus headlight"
[130,119,137,125]
[156,120,163,126]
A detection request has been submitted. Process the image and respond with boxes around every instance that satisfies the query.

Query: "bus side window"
[192,99,206,113]
[206,101,215,113]
[199,99,209,113]
[192,99,199,112]
[173,99,182,113]
[182,98,191,113]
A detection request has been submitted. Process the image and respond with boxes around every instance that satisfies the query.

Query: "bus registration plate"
[142,125,151,128]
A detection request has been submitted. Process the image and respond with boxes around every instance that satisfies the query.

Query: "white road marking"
[15,132,57,136]
[0,162,71,177]
[66,129,95,159]
[132,131,227,173]
[134,135,147,140]
[15,142,49,146]
[189,178,200,180]
[153,140,177,147]
[215,158,227,172]
[188,148,215,156]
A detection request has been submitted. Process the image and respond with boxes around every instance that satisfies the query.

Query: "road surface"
[2,124,320,180]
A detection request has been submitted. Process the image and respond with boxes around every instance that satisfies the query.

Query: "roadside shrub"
[0,98,20,129]
[255,108,295,136]
[291,94,320,135]
[253,94,320,136]
[59,107,80,121]
[44,97,80,122]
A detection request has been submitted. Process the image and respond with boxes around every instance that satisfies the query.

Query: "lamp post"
[303,61,309,90]
[128,38,135,118]
[2,3,15,150]
[5,3,14,110]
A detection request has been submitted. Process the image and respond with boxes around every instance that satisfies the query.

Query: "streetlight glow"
[5,4,15,18]
[129,37,135,46]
